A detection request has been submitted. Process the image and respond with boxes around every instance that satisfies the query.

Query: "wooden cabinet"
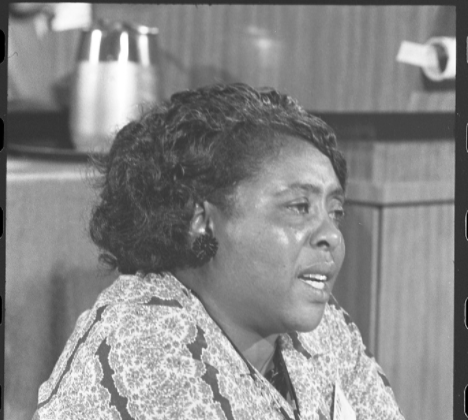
[5,161,117,420]
[333,136,454,420]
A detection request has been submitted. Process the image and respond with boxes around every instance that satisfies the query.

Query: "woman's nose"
[310,216,342,251]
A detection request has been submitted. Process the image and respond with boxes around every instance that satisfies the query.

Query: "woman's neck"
[209,305,279,374]
[242,336,278,375]
[200,288,279,373]
[173,268,279,374]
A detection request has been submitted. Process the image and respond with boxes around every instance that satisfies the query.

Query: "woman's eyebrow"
[329,186,346,201]
[274,182,345,199]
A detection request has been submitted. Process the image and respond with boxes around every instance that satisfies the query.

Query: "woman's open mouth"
[298,273,328,290]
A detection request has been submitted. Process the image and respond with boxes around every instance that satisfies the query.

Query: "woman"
[34,83,404,419]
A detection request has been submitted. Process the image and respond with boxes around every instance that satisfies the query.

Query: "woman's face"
[205,136,346,337]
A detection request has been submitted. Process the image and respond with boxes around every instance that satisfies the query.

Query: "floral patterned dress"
[33,272,405,420]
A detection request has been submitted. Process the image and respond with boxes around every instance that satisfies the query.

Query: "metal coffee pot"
[70,20,161,152]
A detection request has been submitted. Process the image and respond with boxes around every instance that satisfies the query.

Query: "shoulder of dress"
[72,273,194,345]
[93,272,189,310]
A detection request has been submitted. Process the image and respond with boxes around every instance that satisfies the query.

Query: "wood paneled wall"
[93,5,451,112]
[9,5,454,112]
[339,139,455,183]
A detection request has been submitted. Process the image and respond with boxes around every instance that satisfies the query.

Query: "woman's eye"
[289,202,309,214]
[330,208,345,225]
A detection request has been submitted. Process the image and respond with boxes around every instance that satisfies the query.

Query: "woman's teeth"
[308,280,325,290]
[300,274,327,290]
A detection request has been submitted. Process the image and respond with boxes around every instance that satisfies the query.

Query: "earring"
[191,227,218,265]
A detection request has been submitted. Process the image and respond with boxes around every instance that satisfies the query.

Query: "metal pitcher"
[70,20,161,152]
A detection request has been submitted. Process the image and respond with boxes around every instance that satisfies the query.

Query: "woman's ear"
[189,201,216,238]
[189,203,207,238]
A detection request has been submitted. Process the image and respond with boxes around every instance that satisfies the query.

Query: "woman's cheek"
[272,228,292,246]
[339,237,346,262]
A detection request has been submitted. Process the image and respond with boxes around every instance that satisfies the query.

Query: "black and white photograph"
[4,4,457,420]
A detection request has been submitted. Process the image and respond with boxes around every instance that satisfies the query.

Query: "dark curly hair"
[89,83,347,275]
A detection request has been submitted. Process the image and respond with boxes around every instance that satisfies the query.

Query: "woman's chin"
[287,305,326,333]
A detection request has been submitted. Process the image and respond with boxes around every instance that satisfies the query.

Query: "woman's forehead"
[263,137,335,177]
[240,138,340,194]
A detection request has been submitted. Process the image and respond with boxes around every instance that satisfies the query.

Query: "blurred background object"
[9,2,92,32]
[397,36,456,82]
[6,5,454,420]
[8,3,161,152]
[69,20,161,152]
[8,3,92,110]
